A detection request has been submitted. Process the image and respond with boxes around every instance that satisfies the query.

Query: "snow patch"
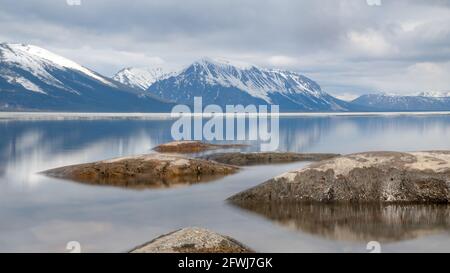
[4,75,47,94]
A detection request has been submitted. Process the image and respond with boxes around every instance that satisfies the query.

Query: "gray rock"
[201,152,339,166]
[130,227,253,253]
[229,151,450,203]
[153,140,247,154]
[42,154,238,189]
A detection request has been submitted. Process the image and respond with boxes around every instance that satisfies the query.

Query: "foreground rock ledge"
[42,154,238,188]
[153,140,247,154]
[229,151,450,203]
[201,152,339,166]
[130,227,253,253]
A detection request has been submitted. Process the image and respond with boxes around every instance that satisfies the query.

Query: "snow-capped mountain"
[146,58,352,112]
[352,93,450,111]
[0,43,115,92]
[417,91,450,98]
[113,67,174,90]
[7,44,446,113]
[0,43,173,111]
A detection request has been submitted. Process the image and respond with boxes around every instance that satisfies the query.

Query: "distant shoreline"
[1,111,450,120]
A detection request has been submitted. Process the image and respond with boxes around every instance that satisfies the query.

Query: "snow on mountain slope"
[0,43,114,89]
[417,91,450,98]
[187,57,324,101]
[146,57,350,111]
[4,75,46,94]
[352,93,450,111]
[113,67,173,90]
[0,43,174,112]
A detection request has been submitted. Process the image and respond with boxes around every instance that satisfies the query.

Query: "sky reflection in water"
[1,115,450,252]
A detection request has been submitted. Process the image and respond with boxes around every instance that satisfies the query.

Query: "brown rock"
[153,140,247,154]
[229,151,450,203]
[130,227,253,253]
[42,154,238,189]
[201,152,340,166]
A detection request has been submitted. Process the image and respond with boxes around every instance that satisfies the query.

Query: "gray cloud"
[1,0,450,97]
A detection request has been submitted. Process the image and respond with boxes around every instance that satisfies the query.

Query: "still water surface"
[1,115,450,252]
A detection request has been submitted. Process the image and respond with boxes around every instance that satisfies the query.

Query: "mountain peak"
[145,57,349,111]
[0,42,113,87]
[113,66,175,90]
[194,57,256,70]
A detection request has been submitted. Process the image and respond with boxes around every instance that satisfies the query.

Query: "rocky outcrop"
[201,152,339,166]
[42,154,238,189]
[130,227,253,253]
[229,151,450,203]
[153,141,247,154]
[233,202,450,242]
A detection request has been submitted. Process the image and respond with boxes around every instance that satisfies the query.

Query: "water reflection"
[44,168,235,190]
[2,116,450,167]
[1,115,450,252]
[232,202,450,242]
[3,115,449,189]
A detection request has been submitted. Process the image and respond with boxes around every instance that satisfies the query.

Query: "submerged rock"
[130,227,253,253]
[229,151,450,203]
[233,202,450,242]
[201,152,339,166]
[42,154,238,189]
[153,140,247,154]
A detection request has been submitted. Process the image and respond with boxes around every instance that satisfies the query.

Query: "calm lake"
[1,114,450,253]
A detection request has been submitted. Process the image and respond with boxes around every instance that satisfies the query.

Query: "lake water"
[1,114,450,253]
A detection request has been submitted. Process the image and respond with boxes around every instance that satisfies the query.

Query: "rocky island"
[153,140,247,154]
[229,151,450,203]
[130,227,252,253]
[42,153,238,189]
[201,152,339,166]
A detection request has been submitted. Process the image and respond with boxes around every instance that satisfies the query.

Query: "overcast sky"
[1,0,450,99]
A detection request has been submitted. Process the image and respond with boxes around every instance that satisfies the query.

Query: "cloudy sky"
[1,0,450,99]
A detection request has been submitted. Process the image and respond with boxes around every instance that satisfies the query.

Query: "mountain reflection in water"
[2,115,450,252]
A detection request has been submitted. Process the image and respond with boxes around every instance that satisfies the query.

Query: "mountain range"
[352,92,450,111]
[145,58,356,112]
[1,43,449,112]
